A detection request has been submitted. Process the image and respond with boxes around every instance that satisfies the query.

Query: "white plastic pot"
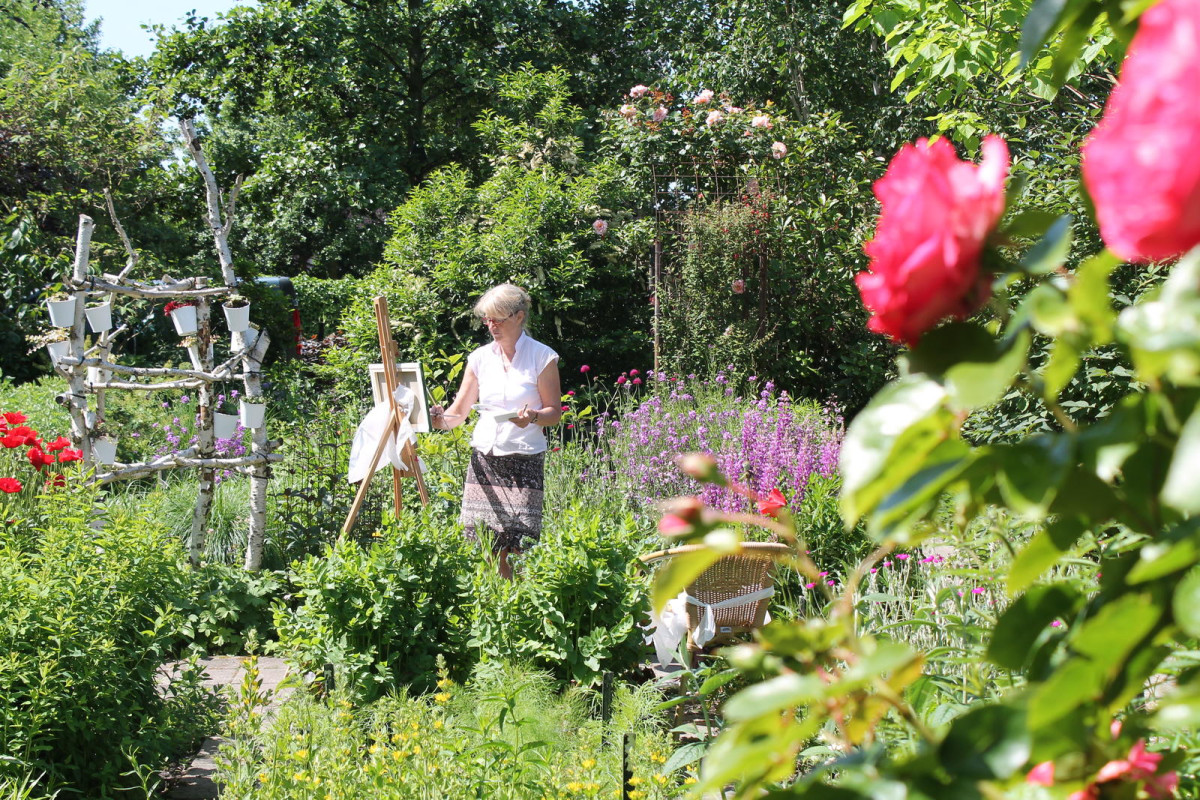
[240,400,266,429]
[91,437,117,465]
[223,302,251,332]
[214,412,239,440]
[46,340,72,364]
[46,297,78,327]
[85,303,113,333]
[87,366,110,387]
[169,304,198,336]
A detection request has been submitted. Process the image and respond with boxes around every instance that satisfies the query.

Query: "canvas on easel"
[342,297,429,535]
[369,362,432,433]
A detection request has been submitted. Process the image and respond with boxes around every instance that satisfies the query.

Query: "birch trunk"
[69,216,93,462]
[188,289,216,567]
[181,118,239,287]
[238,328,271,570]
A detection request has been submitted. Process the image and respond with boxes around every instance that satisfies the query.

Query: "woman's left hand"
[512,404,538,429]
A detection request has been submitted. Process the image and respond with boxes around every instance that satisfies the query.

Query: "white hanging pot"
[85,303,113,333]
[240,400,266,429]
[46,340,72,364]
[169,304,198,336]
[214,412,239,439]
[46,297,78,327]
[223,302,251,332]
[86,366,110,387]
[91,437,117,465]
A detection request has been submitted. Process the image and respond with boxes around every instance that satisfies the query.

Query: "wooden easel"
[342,297,429,535]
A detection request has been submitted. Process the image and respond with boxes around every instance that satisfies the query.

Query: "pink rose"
[652,106,668,122]
[1081,0,1200,262]
[1095,740,1162,783]
[1147,771,1179,799]
[580,364,590,374]
[619,104,636,120]
[751,114,772,129]
[592,219,608,236]
[771,141,787,159]
[731,279,745,294]
[694,89,714,105]
[856,135,1010,346]
[723,105,742,114]
[1026,762,1055,787]
[630,84,649,98]
[706,110,724,127]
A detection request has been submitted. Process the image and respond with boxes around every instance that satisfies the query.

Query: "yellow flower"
[567,782,584,792]
[292,772,306,782]
[393,750,405,761]
[628,776,643,786]
[629,792,646,800]
[411,721,420,731]
[581,759,596,770]
[372,530,383,538]
[435,692,451,704]
[293,749,309,760]
[683,776,697,785]
[654,774,668,785]
[413,744,422,755]
[369,744,381,755]
[257,773,269,783]
[433,720,444,730]
[437,678,454,689]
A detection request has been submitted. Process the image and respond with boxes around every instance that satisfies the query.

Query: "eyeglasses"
[480,312,516,326]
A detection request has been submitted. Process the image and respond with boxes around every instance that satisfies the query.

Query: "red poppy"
[44,436,71,452]
[0,477,21,494]
[45,474,66,489]
[2,412,27,426]
[756,488,787,517]
[4,426,37,447]
[58,448,83,463]
[27,446,55,470]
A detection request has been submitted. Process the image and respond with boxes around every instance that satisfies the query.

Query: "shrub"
[0,484,213,796]
[177,563,285,655]
[274,516,477,703]
[470,505,651,685]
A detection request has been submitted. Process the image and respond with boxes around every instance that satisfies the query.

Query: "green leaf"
[652,547,722,613]
[1042,337,1083,398]
[1019,0,1071,67]
[1071,249,1121,345]
[987,583,1082,669]
[1119,246,1200,384]
[1028,657,1105,729]
[661,741,708,775]
[1008,518,1087,594]
[868,442,971,542]
[938,704,1031,780]
[994,435,1074,518]
[1001,209,1061,240]
[943,329,1030,411]
[1072,591,1162,666]
[1162,404,1200,514]
[1023,284,1075,337]
[1174,568,1200,639]
[1019,215,1072,275]
[1128,519,1200,583]
[840,376,949,523]
[723,672,827,721]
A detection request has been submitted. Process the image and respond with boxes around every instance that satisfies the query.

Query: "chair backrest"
[640,542,791,649]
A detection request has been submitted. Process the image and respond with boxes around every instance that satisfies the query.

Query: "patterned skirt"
[460,449,546,552]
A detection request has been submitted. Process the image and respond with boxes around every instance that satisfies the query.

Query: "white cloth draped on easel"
[347,384,424,483]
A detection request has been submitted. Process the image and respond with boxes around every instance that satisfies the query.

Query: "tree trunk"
[69,215,93,461]
[189,290,216,567]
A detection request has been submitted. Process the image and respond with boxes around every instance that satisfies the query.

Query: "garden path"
[160,656,292,800]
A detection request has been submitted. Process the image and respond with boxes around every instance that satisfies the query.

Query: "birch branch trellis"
[44,119,280,569]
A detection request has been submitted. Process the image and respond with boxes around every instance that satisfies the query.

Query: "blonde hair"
[474,283,531,327]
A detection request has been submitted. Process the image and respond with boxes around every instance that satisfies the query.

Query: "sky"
[83,0,257,59]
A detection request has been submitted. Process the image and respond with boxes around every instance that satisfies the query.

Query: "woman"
[431,284,562,578]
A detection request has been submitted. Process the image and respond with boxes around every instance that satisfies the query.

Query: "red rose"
[756,487,787,517]
[0,477,21,494]
[857,135,1009,346]
[1081,0,1200,262]
[45,436,71,452]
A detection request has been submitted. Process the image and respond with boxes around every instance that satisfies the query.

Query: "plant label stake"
[342,297,429,534]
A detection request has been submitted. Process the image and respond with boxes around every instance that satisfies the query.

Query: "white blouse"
[467,332,559,455]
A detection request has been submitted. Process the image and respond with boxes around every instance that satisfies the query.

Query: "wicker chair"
[639,542,791,654]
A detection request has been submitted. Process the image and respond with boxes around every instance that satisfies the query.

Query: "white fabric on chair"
[685,587,775,648]
[347,385,423,483]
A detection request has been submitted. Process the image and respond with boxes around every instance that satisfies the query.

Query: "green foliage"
[470,506,651,686]
[291,275,358,338]
[0,484,217,797]
[177,564,285,655]
[214,659,682,799]
[274,518,477,703]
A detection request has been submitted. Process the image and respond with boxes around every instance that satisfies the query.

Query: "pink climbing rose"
[652,106,668,122]
[592,219,608,236]
[771,141,787,159]
[751,114,772,129]
[694,89,714,105]
[706,110,724,127]
[630,84,649,98]
[619,104,636,120]
[856,135,1010,346]
[1081,0,1200,262]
